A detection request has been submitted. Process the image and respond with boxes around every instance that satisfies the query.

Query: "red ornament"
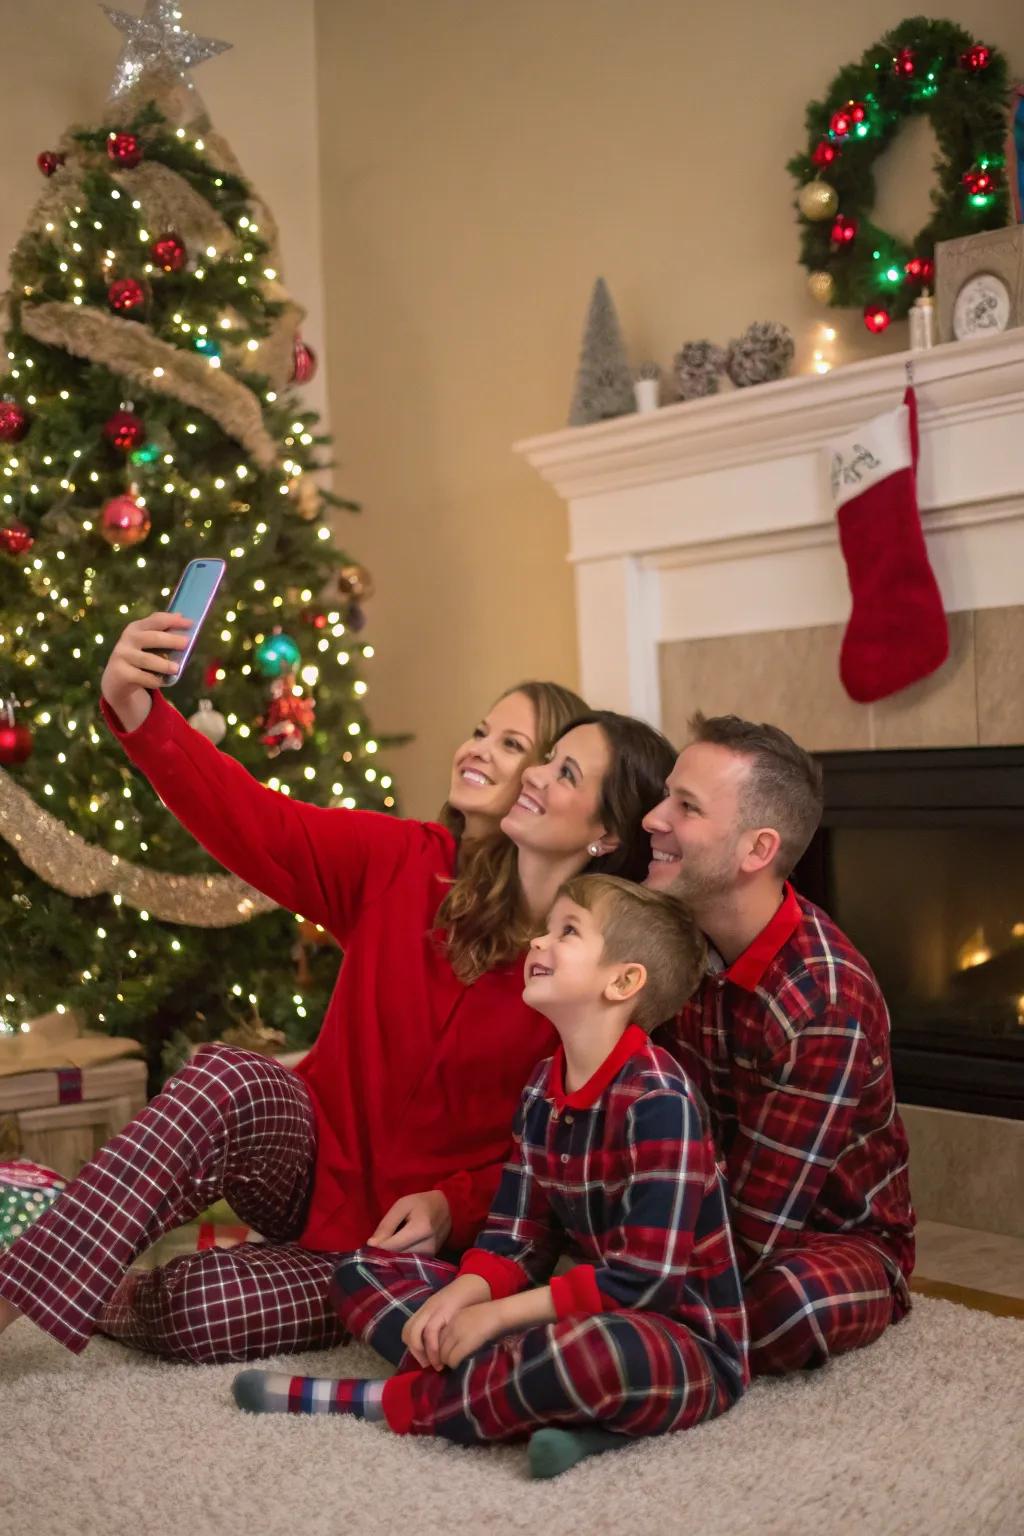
[830,101,865,139]
[893,48,916,78]
[203,659,224,690]
[960,44,991,72]
[963,166,997,196]
[0,702,32,767]
[831,215,858,247]
[301,607,329,629]
[107,277,146,314]
[259,671,316,757]
[863,304,892,335]
[37,150,65,177]
[99,494,151,547]
[905,257,935,285]
[812,140,840,168]
[106,132,142,169]
[150,233,186,273]
[103,409,146,453]
[0,520,35,556]
[0,401,30,443]
[290,333,318,385]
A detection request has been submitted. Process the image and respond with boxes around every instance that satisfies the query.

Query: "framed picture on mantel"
[935,225,1024,344]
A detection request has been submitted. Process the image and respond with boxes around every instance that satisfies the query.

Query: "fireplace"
[793,747,1024,1120]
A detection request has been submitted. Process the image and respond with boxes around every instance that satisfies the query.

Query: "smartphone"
[160,557,226,686]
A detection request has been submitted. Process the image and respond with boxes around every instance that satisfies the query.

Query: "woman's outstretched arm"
[101,612,421,938]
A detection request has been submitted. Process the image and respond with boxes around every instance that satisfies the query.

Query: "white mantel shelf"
[514,329,1024,723]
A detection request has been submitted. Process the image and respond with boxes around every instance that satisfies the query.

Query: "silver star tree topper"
[102,0,231,103]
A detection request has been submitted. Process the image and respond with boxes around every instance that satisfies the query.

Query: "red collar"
[720,884,802,992]
[548,1022,649,1111]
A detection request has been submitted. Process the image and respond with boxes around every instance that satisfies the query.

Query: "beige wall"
[316,0,1023,816]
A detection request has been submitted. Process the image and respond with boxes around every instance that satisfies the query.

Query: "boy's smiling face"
[523,895,617,1016]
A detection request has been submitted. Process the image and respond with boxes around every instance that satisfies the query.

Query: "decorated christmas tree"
[0,6,401,1076]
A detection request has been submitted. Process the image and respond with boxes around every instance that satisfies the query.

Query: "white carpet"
[2,1297,1022,1536]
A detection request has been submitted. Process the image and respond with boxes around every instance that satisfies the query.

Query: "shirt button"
[561,1153,569,1164]
[872,1055,883,1068]
[564,1113,574,1125]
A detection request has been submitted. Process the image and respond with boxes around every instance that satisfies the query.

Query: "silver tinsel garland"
[0,768,276,926]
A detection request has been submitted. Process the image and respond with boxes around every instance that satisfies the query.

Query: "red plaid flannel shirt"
[458,1024,748,1391]
[657,886,915,1284]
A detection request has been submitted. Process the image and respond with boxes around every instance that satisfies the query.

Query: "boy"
[234,876,749,1477]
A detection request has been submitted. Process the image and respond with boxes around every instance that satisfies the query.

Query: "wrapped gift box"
[0,1011,147,1180]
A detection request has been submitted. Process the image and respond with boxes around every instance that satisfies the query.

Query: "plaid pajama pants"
[745,1233,908,1375]
[0,1044,346,1362]
[331,1248,741,1445]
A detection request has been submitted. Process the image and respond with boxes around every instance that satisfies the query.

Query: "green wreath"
[788,16,1010,332]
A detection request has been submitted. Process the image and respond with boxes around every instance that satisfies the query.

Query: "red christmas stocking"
[830,386,948,703]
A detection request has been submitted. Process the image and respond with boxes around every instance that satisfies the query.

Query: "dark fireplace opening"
[792,746,1024,1121]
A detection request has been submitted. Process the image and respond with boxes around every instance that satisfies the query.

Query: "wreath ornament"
[788,17,1010,333]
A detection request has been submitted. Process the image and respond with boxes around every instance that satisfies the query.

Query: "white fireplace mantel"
[515,329,1024,725]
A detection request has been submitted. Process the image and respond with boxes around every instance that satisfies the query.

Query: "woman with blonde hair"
[0,611,674,1364]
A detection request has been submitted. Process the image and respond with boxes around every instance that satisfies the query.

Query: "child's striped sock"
[233,1369,388,1421]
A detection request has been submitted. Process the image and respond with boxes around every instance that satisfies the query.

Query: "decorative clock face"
[953,272,1012,339]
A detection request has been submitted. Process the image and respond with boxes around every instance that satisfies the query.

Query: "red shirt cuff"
[432,1170,480,1252]
[549,1264,614,1318]
[100,690,177,751]
[457,1249,530,1301]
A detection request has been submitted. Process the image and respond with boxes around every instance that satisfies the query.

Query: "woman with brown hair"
[0,612,675,1364]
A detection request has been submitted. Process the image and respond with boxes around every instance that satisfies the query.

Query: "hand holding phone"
[160,558,226,685]
[101,559,226,733]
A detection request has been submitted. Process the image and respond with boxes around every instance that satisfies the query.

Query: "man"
[645,713,914,1375]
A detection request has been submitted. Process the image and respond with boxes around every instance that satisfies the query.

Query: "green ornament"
[193,336,222,360]
[254,630,300,678]
[130,440,161,465]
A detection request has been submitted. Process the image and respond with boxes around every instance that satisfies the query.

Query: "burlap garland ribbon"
[0,767,276,926]
[21,301,279,468]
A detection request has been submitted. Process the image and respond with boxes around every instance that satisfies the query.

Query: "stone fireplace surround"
[517,328,1024,1239]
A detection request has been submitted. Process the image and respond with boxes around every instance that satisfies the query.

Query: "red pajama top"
[102,689,555,1252]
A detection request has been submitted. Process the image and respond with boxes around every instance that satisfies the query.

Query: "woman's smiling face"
[447,690,538,835]
[500,722,613,859]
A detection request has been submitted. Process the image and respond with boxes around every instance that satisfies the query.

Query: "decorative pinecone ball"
[673,341,727,401]
[726,321,795,389]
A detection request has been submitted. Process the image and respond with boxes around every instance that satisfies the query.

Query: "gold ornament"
[807,270,836,304]
[0,767,276,925]
[337,563,374,600]
[288,474,321,521]
[797,181,839,222]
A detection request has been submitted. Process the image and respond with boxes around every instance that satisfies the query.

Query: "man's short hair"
[688,711,824,878]
[559,874,706,1032]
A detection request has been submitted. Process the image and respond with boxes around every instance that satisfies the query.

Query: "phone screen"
[161,558,226,685]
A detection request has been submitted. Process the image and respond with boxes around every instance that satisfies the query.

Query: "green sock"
[528,1426,627,1479]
